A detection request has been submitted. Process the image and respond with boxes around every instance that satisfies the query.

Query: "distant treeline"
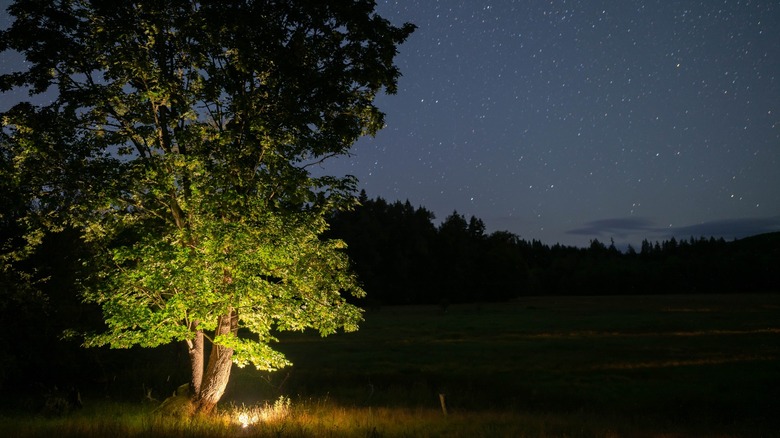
[328,192,780,305]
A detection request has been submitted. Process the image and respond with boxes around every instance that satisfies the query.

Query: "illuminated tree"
[0,0,413,413]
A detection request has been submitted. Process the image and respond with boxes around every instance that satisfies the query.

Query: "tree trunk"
[187,322,204,396]
[193,310,237,414]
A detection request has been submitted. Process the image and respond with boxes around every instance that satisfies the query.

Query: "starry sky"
[2,1,780,248]
[320,0,780,247]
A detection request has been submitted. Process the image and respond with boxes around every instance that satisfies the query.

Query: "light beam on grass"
[237,411,259,428]
[232,396,291,428]
[520,327,780,339]
[595,354,777,370]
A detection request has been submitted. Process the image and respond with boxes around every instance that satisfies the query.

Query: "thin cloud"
[568,216,780,242]
[567,218,657,238]
[670,217,780,240]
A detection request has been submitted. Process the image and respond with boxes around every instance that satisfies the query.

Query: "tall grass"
[0,396,765,437]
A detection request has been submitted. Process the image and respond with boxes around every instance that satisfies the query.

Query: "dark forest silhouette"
[327,191,779,305]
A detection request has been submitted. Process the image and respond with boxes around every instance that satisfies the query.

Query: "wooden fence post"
[438,393,448,416]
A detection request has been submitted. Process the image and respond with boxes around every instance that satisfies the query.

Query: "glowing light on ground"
[232,396,291,428]
[237,411,259,428]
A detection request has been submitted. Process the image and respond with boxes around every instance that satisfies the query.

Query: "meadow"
[2,293,779,437]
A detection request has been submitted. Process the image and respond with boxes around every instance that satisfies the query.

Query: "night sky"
[321,0,780,248]
[2,1,780,248]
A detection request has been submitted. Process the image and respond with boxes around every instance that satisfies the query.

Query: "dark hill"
[731,231,780,250]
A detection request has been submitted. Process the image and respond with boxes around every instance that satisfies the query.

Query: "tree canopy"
[0,0,414,412]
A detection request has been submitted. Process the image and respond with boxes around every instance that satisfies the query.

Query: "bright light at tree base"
[237,412,259,428]
[232,396,291,428]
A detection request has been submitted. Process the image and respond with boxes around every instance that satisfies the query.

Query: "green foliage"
[1,0,412,372]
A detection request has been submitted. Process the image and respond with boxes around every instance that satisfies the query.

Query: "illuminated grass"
[0,399,718,438]
[0,396,768,437]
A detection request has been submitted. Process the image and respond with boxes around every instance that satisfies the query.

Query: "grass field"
[3,293,779,437]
